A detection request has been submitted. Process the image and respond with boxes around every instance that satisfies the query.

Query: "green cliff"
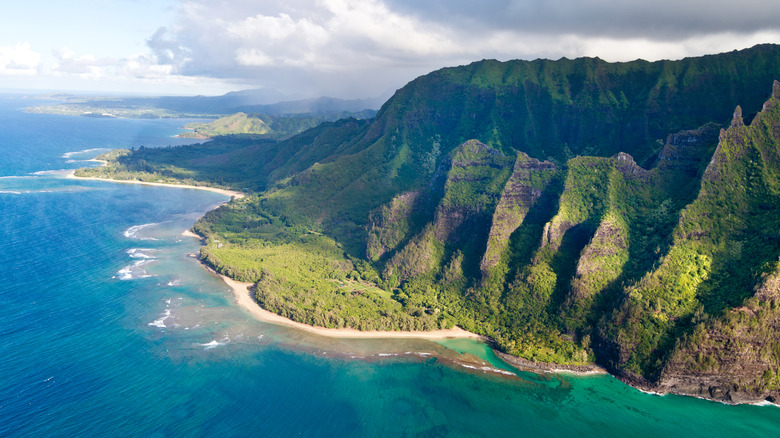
[78,45,780,403]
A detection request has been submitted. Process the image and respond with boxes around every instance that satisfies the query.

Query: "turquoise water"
[1,93,778,437]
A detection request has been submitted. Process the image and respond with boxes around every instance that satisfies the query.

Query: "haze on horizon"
[2,0,779,100]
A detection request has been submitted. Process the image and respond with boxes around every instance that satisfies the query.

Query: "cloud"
[388,0,780,41]
[4,1,778,97]
[51,47,112,78]
[141,0,780,98]
[147,27,191,66]
[0,42,41,76]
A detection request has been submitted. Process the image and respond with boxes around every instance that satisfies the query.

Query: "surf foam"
[123,223,160,240]
[61,148,107,159]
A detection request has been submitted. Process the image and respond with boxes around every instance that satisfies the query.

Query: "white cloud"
[0,42,41,76]
[10,1,778,97]
[51,47,108,78]
[142,0,778,98]
[570,30,780,62]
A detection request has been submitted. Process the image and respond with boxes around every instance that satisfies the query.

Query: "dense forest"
[77,44,780,403]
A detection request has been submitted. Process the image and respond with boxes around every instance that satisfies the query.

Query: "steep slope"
[658,263,780,404]
[260,44,780,245]
[480,153,557,279]
[598,82,780,394]
[382,140,514,282]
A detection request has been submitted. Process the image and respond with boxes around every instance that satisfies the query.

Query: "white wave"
[148,308,172,328]
[166,279,182,287]
[486,367,516,376]
[62,148,106,159]
[31,169,71,175]
[123,223,160,240]
[127,248,157,259]
[376,353,399,357]
[753,400,780,408]
[117,259,155,280]
[0,188,86,195]
[457,363,516,376]
[635,388,667,397]
[197,337,230,350]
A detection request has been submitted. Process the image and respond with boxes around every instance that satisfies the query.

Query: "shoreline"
[72,167,779,406]
[494,351,606,376]
[67,170,245,199]
[217,272,483,340]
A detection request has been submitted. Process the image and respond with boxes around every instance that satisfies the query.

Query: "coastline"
[68,173,478,340]
[69,173,771,404]
[494,351,606,375]
[217,271,483,340]
[68,170,245,199]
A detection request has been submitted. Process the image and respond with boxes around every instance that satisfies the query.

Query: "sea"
[0,93,777,437]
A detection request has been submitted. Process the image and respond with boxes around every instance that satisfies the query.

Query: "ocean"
[0,93,777,437]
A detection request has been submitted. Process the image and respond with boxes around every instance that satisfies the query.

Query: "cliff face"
[480,153,556,276]
[383,140,513,283]
[647,83,780,403]
[658,304,780,404]
[655,264,780,404]
[567,211,629,305]
[365,191,421,261]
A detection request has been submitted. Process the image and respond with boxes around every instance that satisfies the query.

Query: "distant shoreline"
[68,170,245,199]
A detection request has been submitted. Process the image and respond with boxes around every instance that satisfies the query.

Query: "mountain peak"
[730,105,744,128]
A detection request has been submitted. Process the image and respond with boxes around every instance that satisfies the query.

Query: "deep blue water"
[1,93,778,437]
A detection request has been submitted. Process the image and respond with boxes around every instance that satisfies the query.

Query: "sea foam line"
[458,363,517,376]
[117,259,155,280]
[197,337,231,350]
[61,148,107,159]
[127,248,158,259]
[123,223,160,240]
[148,308,172,328]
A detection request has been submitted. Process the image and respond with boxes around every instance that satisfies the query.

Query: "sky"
[2,0,779,99]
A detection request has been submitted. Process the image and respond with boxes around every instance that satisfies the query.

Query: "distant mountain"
[77,44,780,404]
[31,88,384,118]
[179,111,375,139]
[233,95,388,116]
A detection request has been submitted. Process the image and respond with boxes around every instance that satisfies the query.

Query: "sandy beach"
[73,171,480,340]
[181,229,202,239]
[68,171,245,199]
[218,273,482,340]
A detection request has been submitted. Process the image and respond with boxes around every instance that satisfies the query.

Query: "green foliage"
[74,49,780,392]
[181,113,273,138]
[180,112,349,140]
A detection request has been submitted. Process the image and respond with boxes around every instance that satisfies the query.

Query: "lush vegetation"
[179,111,373,140]
[78,45,780,401]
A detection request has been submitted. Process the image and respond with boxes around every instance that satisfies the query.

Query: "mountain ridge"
[75,45,780,403]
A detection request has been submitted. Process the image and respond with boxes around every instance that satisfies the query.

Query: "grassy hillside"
[179,111,374,140]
